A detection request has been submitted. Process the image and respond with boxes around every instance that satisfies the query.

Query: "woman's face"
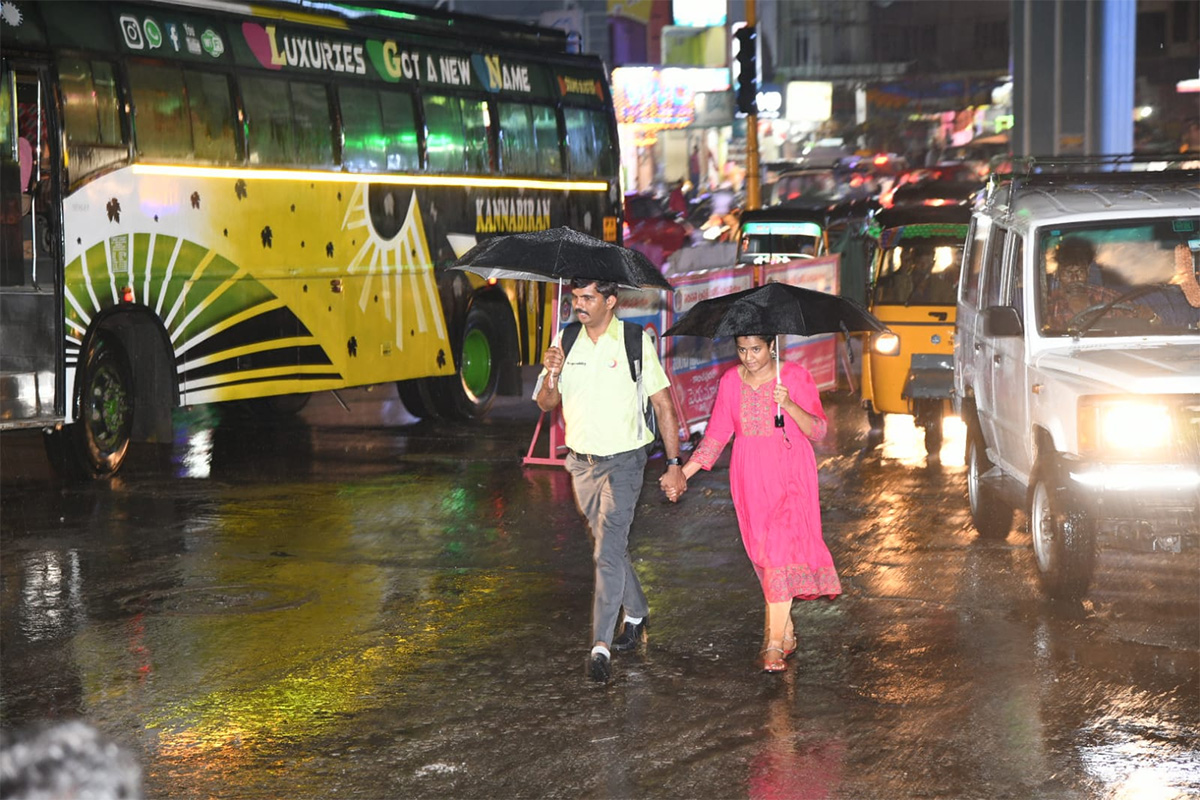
[736,336,773,374]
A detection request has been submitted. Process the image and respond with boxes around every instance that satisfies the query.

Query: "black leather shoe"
[611,618,647,652]
[588,651,611,683]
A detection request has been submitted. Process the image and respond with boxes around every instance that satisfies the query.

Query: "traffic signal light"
[734,25,758,115]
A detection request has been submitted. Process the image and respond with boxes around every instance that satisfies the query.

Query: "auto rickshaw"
[861,202,971,453]
[738,201,875,305]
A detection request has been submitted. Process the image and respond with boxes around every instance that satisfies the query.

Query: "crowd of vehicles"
[1,0,622,477]
[723,151,1199,602]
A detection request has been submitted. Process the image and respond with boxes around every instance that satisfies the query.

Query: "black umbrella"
[448,227,672,290]
[663,282,886,426]
[662,281,885,339]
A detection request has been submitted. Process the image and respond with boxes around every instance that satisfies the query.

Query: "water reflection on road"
[1,382,1196,799]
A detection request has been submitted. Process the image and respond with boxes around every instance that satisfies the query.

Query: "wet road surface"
[2,372,1197,799]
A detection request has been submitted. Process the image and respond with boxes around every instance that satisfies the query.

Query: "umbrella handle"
[775,334,784,428]
[548,279,564,390]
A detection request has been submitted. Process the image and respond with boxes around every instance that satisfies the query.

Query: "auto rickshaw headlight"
[873,331,901,356]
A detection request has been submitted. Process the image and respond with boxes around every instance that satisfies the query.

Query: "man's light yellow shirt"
[535,316,669,457]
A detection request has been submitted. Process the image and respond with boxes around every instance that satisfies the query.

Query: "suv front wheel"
[1029,463,1097,601]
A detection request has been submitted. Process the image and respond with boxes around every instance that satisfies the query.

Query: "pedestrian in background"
[676,335,840,673]
[535,278,687,683]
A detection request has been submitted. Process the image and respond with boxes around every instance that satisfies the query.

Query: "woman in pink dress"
[678,335,841,672]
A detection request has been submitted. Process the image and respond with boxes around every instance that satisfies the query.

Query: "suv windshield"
[873,240,962,305]
[1036,218,1200,336]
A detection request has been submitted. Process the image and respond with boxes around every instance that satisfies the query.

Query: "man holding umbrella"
[535,278,687,684]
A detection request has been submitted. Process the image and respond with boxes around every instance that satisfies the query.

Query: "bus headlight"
[873,331,900,356]
[1078,397,1173,457]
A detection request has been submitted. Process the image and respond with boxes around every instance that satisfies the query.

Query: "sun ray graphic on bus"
[341,184,446,348]
[62,232,335,406]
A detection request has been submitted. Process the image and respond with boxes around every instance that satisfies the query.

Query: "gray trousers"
[566,448,649,647]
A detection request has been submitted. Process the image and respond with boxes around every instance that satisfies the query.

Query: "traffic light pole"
[744,0,760,210]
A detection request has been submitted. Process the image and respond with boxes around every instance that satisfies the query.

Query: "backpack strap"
[560,321,582,359]
[622,320,643,384]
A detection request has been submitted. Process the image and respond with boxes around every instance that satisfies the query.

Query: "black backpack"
[560,320,658,442]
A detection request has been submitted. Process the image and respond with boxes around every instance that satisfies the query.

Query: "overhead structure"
[1011,0,1135,156]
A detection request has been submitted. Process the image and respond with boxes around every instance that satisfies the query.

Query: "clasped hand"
[660,469,687,503]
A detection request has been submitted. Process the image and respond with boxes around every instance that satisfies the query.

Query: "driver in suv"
[953,159,1199,601]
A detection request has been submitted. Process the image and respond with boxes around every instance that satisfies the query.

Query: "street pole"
[745,0,761,210]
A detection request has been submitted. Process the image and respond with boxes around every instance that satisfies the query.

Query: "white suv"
[953,160,1199,600]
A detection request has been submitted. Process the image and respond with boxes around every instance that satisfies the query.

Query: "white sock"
[591,644,610,659]
[624,615,643,625]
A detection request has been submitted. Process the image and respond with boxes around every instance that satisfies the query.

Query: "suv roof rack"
[985,154,1199,213]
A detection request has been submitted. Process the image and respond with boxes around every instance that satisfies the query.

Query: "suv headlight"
[1078,397,1173,458]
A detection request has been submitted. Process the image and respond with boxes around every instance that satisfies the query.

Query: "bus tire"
[43,331,134,479]
[397,378,438,420]
[447,305,501,420]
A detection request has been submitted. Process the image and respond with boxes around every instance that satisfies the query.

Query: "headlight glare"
[1100,402,1171,452]
[1078,396,1174,456]
[873,331,900,356]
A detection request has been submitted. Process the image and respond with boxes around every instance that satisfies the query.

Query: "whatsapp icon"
[143,18,163,49]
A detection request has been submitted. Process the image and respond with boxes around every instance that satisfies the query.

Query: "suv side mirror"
[983,306,1023,337]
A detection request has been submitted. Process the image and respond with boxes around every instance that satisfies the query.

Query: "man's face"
[572,283,615,329]
[1059,261,1089,288]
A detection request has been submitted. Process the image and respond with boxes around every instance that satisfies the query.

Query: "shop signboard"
[663,266,757,429]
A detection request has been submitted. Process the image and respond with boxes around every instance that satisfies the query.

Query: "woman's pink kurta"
[690,361,841,603]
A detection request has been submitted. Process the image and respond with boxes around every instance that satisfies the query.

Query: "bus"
[0,0,622,478]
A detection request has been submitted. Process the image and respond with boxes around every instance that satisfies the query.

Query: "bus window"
[128,63,236,164]
[460,97,490,173]
[289,82,334,167]
[184,72,236,163]
[128,63,190,160]
[563,107,614,178]
[423,94,462,172]
[532,105,561,174]
[379,92,419,171]
[341,86,419,173]
[424,94,492,174]
[498,103,560,176]
[57,56,125,182]
[242,76,333,167]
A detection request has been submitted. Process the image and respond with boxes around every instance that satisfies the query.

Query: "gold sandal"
[760,643,787,673]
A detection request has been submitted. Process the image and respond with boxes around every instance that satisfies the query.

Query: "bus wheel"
[44,331,134,479]
[448,305,501,420]
[396,378,442,420]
